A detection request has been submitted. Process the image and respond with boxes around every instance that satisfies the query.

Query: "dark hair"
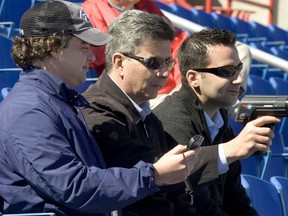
[11,33,72,70]
[178,28,237,78]
[105,10,175,71]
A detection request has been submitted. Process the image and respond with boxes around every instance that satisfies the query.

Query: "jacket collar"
[178,81,229,143]
[84,71,145,123]
[20,67,90,108]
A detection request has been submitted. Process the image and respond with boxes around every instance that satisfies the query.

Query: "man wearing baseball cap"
[0,1,198,215]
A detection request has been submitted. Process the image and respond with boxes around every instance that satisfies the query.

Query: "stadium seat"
[0,35,17,68]
[0,68,21,90]
[249,21,271,39]
[249,64,269,79]
[268,24,288,49]
[247,75,276,95]
[190,9,215,28]
[0,21,15,38]
[172,4,197,22]
[264,67,287,80]
[241,174,283,216]
[263,134,288,181]
[249,21,285,48]
[0,0,32,28]
[211,12,236,32]
[153,1,178,14]
[241,156,265,177]
[210,12,248,42]
[269,77,288,95]
[231,17,266,44]
[279,118,288,152]
[249,42,274,56]
[270,176,288,216]
[270,46,288,61]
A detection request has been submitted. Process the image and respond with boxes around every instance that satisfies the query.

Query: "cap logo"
[79,8,90,22]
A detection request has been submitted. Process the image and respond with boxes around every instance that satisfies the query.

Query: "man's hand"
[153,144,199,185]
[224,116,280,164]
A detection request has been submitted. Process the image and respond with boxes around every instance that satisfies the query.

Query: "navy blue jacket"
[0,68,159,215]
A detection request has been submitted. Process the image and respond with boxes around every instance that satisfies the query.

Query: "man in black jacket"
[153,28,280,215]
[82,10,202,216]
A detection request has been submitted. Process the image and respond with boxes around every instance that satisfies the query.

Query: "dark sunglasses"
[192,62,243,78]
[121,53,175,71]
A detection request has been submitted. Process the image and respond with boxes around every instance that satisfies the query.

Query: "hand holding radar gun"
[235,95,288,155]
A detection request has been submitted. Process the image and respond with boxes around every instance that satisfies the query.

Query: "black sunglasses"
[121,53,175,71]
[192,62,243,78]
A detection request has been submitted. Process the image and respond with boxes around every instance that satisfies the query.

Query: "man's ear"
[112,53,124,77]
[186,70,200,87]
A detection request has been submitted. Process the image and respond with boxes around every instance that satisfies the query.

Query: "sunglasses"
[192,62,243,78]
[121,53,175,71]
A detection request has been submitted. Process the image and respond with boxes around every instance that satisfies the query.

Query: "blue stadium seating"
[249,64,269,79]
[172,4,197,22]
[241,156,265,177]
[268,24,288,49]
[0,35,17,68]
[263,134,288,180]
[247,74,276,95]
[279,118,288,152]
[270,176,288,216]
[249,21,272,40]
[270,46,288,60]
[264,67,288,80]
[249,21,286,48]
[190,9,215,28]
[153,1,178,14]
[241,174,284,216]
[269,77,288,94]
[231,17,266,44]
[0,68,21,90]
[0,21,15,38]
[211,12,236,32]
[249,64,287,81]
[0,0,32,28]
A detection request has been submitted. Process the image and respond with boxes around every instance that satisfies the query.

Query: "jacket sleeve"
[5,109,159,213]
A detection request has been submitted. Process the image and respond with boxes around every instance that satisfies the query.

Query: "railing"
[231,0,274,24]
[169,0,274,24]
[162,11,288,73]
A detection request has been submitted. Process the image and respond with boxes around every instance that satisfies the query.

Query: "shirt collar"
[204,110,224,141]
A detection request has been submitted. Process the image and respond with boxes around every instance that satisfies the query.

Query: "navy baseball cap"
[20,0,111,46]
